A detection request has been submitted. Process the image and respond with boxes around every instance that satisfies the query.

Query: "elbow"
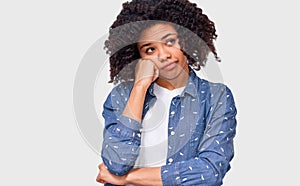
[107,165,133,176]
[212,162,231,186]
[202,169,226,186]
[200,158,231,185]
[213,175,224,186]
[102,156,133,176]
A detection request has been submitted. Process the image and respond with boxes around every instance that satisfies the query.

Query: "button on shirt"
[101,69,237,186]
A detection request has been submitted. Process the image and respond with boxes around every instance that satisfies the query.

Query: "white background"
[1,0,299,185]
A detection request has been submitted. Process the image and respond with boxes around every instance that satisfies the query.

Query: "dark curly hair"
[104,0,220,84]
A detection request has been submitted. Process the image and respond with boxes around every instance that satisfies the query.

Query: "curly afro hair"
[104,0,220,84]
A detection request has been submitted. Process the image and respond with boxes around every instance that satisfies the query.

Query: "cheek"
[173,49,186,60]
[139,53,146,58]
[140,55,159,62]
[177,53,188,67]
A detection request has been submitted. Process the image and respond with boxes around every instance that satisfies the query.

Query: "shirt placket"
[166,96,181,165]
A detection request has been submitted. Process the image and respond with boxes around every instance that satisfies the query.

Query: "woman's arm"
[125,167,162,186]
[97,163,162,186]
[160,86,237,185]
[123,59,159,122]
[122,84,148,123]
[101,59,159,176]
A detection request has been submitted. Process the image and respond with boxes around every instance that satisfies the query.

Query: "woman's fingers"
[134,58,159,86]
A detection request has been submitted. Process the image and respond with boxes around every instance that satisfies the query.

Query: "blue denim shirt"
[101,69,237,186]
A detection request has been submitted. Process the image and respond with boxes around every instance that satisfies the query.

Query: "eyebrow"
[139,33,177,50]
[161,33,176,41]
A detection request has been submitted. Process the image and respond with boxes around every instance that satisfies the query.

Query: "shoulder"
[192,74,235,105]
[195,78,237,122]
[109,81,134,97]
[104,81,134,109]
[189,69,229,94]
[192,73,231,94]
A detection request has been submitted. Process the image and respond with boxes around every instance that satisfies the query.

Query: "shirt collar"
[180,68,198,98]
[148,83,156,97]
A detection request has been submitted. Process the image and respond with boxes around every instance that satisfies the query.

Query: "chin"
[160,68,184,80]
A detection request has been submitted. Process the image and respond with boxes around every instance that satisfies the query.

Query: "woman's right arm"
[122,59,158,122]
[101,59,158,176]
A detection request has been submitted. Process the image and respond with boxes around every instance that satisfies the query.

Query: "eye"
[166,38,176,46]
[145,47,155,54]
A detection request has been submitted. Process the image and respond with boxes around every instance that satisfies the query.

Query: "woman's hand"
[96,163,127,185]
[134,58,159,89]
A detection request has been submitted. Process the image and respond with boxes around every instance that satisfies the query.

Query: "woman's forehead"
[138,23,177,42]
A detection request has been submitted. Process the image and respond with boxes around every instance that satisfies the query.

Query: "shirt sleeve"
[101,86,143,176]
[161,86,237,186]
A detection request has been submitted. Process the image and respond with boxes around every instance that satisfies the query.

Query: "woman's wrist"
[124,168,136,184]
[133,81,151,91]
[123,167,163,186]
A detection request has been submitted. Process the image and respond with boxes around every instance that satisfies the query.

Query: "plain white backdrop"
[1,0,299,185]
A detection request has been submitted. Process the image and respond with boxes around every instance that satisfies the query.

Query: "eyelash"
[144,38,177,54]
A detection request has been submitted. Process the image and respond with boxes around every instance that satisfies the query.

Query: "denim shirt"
[101,69,237,186]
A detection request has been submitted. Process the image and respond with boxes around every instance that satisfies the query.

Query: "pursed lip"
[161,61,177,69]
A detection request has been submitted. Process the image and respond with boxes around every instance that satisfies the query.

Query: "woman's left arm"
[97,163,163,186]
[160,86,237,186]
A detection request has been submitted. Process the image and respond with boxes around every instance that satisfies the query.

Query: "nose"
[158,45,171,62]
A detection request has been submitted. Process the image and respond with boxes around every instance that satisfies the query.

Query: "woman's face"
[137,23,189,81]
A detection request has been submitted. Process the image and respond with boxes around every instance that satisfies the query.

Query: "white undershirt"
[134,83,185,168]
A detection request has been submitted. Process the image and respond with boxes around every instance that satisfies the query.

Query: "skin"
[97,23,190,185]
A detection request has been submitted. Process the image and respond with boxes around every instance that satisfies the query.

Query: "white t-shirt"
[134,83,185,168]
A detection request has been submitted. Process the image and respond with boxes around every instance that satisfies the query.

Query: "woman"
[97,0,237,185]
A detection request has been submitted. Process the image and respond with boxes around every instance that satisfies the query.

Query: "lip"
[162,61,177,70]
